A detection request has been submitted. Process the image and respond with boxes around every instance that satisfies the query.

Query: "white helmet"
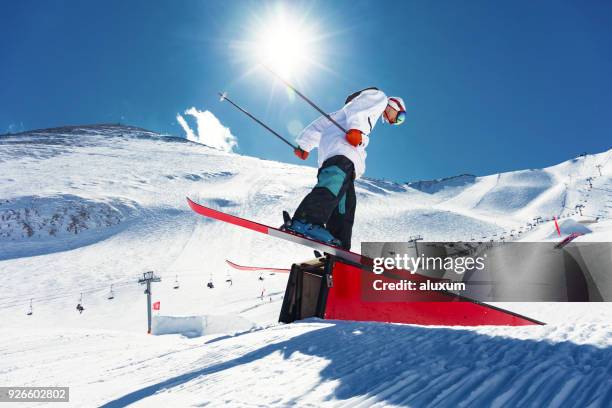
[387,96,405,112]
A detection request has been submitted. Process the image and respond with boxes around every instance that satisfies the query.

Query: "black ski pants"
[293,155,357,250]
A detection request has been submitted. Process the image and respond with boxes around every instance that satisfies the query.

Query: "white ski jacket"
[295,89,388,178]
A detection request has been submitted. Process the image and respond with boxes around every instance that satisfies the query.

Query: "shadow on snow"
[101,321,612,407]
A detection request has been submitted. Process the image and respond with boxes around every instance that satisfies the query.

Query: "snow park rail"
[187,198,543,326]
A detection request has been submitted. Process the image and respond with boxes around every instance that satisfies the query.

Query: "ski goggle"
[393,110,406,126]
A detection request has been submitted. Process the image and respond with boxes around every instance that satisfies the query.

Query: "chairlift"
[173,275,180,290]
[107,284,115,300]
[225,271,233,286]
[26,299,33,316]
[76,292,85,314]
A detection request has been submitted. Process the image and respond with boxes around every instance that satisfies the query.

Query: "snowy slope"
[1,125,611,407]
[3,318,612,407]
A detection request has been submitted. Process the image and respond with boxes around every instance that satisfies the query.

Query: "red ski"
[187,197,367,265]
[225,259,290,273]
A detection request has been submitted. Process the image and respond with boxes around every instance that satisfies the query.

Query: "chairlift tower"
[138,271,161,334]
[408,235,424,256]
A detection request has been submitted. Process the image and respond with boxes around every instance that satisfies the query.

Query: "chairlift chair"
[76,292,85,314]
[206,270,215,288]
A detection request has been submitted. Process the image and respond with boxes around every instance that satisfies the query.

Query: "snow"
[2,321,611,407]
[1,124,611,406]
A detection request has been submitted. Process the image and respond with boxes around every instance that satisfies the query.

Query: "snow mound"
[555,218,593,237]
[152,314,257,338]
[525,218,593,241]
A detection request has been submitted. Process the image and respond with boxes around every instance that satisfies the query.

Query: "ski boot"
[282,211,342,247]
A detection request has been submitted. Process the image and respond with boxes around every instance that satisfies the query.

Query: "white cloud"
[176,114,195,140]
[176,108,237,152]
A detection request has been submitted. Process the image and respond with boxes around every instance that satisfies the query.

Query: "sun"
[240,4,325,81]
[256,15,315,79]
[227,4,337,104]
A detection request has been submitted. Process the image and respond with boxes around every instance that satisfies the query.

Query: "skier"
[286,88,406,249]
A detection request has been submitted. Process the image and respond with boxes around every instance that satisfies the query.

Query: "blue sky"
[1,0,611,182]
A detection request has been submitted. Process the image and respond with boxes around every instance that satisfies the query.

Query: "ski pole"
[263,65,348,134]
[218,92,297,150]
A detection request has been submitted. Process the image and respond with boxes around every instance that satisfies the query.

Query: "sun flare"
[248,6,323,80]
[256,19,314,79]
